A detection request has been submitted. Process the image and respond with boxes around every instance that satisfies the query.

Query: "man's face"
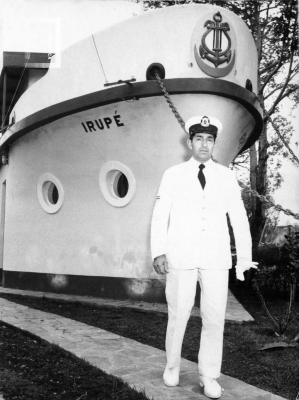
[187,133,215,162]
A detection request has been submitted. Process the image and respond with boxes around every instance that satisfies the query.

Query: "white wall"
[11,4,258,122]
[3,91,256,278]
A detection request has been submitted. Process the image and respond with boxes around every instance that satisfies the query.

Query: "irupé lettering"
[81,114,124,133]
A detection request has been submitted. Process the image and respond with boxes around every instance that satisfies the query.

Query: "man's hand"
[236,261,258,281]
[153,254,169,275]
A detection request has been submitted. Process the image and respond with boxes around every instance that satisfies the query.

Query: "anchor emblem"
[200,12,231,67]
[193,11,235,78]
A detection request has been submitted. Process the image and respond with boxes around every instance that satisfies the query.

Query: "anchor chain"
[155,74,299,220]
[239,183,299,219]
[154,72,186,130]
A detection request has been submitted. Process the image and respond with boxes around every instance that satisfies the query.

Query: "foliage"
[255,228,299,291]
[252,229,299,337]
[225,0,298,243]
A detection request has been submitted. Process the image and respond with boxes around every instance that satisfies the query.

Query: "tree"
[237,0,298,246]
[143,0,299,246]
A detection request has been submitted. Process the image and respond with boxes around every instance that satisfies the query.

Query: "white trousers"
[165,268,229,379]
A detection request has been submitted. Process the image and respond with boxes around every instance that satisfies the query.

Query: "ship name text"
[81,114,124,133]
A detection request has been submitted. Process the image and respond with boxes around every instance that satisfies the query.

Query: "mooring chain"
[155,74,299,220]
[155,72,186,130]
[239,183,299,219]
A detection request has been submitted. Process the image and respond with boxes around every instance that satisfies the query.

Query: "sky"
[0,0,298,226]
[273,123,299,226]
[0,0,142,71]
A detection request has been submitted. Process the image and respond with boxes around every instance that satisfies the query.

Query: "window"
[37,173,64,214]
[99,161,136,207]
[112,171,129,198]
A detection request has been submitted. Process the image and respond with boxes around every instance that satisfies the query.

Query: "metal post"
[1,71,7,131]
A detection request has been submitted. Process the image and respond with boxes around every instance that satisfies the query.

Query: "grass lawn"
[0,284,298,400]
[0,320,151,400]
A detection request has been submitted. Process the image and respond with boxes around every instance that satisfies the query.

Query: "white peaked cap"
[185,115,223,135]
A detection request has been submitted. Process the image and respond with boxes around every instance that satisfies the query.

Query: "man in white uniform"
[151,115,257,399]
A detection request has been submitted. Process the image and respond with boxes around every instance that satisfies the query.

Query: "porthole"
[99,161,136,207]
[45,182,59,204]
[37,173,64,214]
[112,171,129,198]
[245,79,253,92]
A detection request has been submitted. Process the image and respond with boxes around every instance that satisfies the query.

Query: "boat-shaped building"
[0,1,262,300]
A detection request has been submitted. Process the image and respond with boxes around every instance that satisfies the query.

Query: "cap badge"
[201,116,210,127]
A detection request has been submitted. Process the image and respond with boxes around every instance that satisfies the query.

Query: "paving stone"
[0,297,285,400]
[0,286,254,322]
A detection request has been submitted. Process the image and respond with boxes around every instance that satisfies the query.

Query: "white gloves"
[236,261,258,281]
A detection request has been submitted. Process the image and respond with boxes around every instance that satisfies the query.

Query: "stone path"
[0,297,285,400]
[0,286,254,322]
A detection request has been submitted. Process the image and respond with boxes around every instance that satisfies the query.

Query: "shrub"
[252,229,299,337]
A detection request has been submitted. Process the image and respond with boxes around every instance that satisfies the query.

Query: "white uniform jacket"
[151,158,252,270]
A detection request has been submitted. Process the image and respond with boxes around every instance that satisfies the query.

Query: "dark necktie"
[198,164,206,189]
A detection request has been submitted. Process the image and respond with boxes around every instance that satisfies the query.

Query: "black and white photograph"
[0,1,298,399]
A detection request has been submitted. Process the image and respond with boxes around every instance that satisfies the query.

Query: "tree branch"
[232,162,250,170]
[267,86,298,117]
[259,2,296,93]
[266,53,295,115]
[259,3,271,60]
[264,80,299,101]
[276,86,299,103]
[259,6,279,13]
[253,279,281,334]
[259,59,282,76]
[282,282,295,333]
[264,111,299,165]
[260,58,285,93]
[264,84,286,100]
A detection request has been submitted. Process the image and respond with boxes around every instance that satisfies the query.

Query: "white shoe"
[199,376,223,399]
[163,367,180,387]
